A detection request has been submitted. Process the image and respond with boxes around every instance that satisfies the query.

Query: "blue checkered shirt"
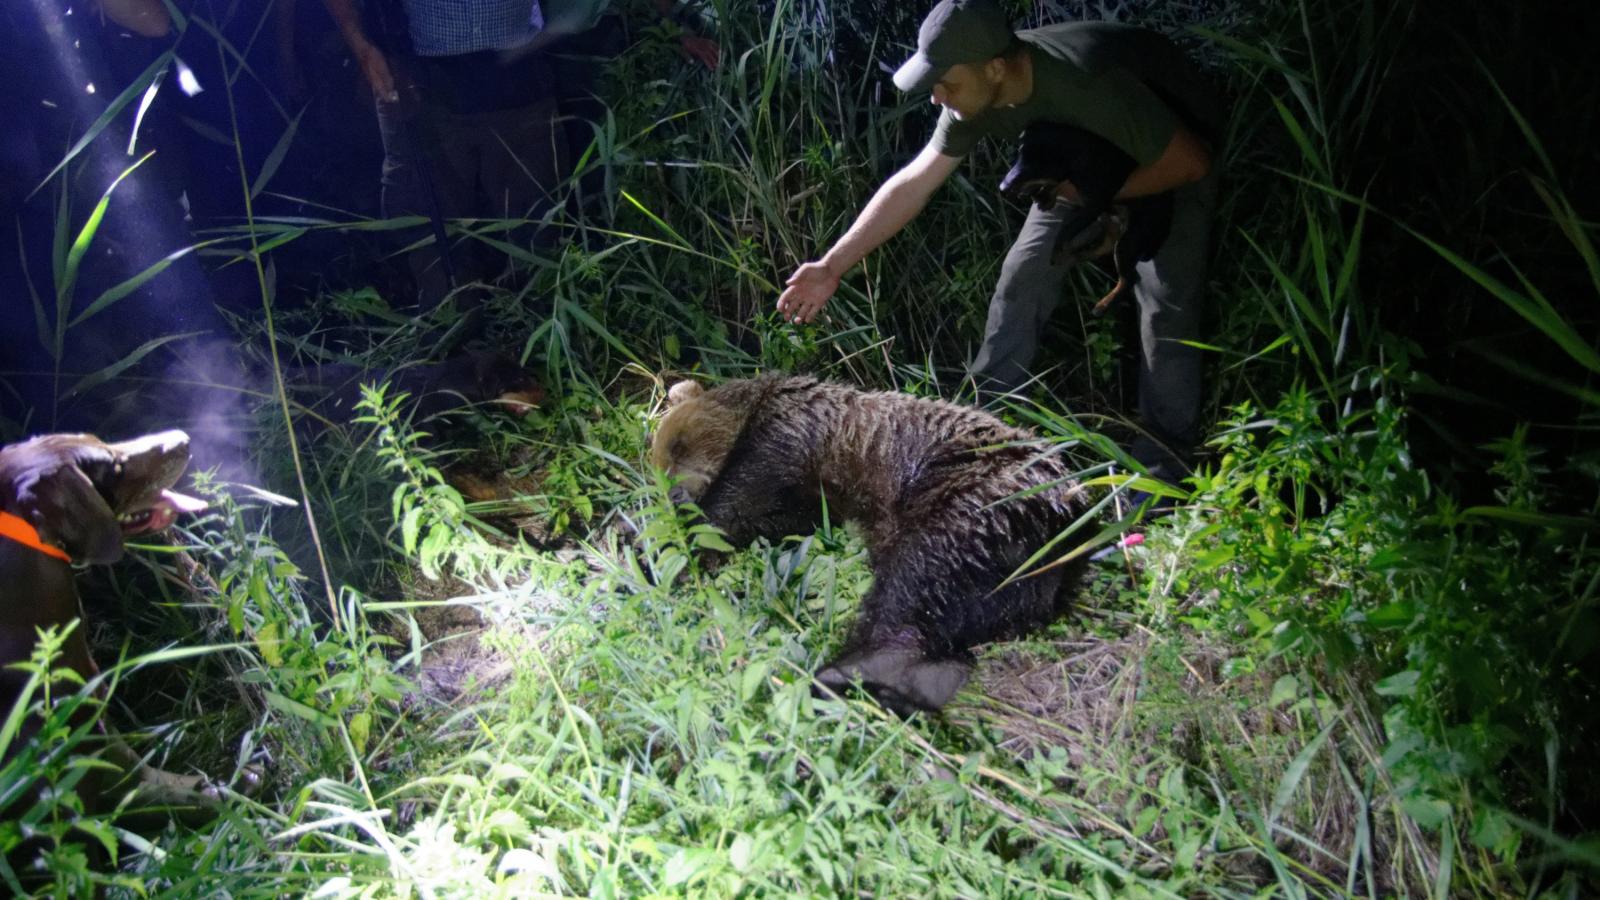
[400,0,546,56]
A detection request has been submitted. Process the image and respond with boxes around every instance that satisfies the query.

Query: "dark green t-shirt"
[930,22,1219,166]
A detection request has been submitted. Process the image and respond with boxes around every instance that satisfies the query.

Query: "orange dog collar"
[0,510,72,563]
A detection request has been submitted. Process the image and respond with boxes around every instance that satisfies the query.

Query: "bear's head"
[650,380,745,504]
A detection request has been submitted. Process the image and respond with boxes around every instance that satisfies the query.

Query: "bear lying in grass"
[650,374,1092,714]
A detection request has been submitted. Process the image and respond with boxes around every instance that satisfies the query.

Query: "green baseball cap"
[892,0,1015,93]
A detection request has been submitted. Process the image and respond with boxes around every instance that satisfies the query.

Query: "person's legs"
[970,202,1074,398]
[375,70,473,310]
[426,96,562,344]
[1129,168,1218,483]
[475,97,565,225]
[549,17,624,227]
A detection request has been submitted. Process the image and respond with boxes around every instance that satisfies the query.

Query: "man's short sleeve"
[930,108,981,158]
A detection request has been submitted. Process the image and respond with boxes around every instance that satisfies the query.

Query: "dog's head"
[454,351,547,413]
[0,430,207,565]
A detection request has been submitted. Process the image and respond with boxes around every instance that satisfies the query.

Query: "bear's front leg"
[814,643,974,716]
[813,567,976,715]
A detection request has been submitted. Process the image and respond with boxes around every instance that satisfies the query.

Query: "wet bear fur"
[650,374,1091,714]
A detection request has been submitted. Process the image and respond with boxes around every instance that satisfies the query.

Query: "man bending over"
[777,0,1222,487]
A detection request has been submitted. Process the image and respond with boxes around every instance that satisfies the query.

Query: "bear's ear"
[666,380,704,407]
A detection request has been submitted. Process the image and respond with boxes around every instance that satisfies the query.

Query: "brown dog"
[287,350,546,438]
[0,430,228,821]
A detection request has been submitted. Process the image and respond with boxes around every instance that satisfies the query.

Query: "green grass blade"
[1271,715,1338,823]
[57,151,156,315]
[1400,225,1600,375]
[250,107,305,199]
[65,331,202,399]
[69,240,219,328]
[27,51,174,200]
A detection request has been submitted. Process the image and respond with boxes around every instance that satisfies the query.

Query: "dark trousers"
[970,166,1219,481]
[375,65,565,309]
[549,15,627,223]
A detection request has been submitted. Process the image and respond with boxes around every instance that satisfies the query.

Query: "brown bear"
[650,374,1092,714]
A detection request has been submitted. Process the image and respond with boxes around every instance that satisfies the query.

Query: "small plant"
[0,625,107,898]
[354,382,499,580]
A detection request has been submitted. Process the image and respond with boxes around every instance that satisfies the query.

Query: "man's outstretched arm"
[97,0,171,37]
[778,143,961,324]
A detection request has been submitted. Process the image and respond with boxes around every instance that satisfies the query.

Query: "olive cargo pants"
[970,167,1218,482]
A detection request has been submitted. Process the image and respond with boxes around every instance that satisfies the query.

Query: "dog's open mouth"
[119,489,209,537]
[495,389,545,415]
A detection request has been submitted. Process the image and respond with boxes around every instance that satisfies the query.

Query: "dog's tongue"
[124,489,209,536]
[161,489,209,514]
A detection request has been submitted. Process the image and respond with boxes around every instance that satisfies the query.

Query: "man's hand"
[95,0,172,37]
[1053,178,1081,205]
[777,261,841,324]
[354,42,398,103]
[680,35,720,70]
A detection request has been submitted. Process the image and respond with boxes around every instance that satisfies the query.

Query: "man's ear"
[16,463,123,564]
[984,55,1007,85]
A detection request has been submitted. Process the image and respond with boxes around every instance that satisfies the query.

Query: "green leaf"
[1175,835,1202,871]
[1470,808,1516,855]
[1401,796,1453,830]
[401,507,423,555]
[1403,225,1600,375]
[694,528,736,554]
[257,622,283,668]
[1462,506,1594,530]
[348,711,371,755]
[19,223,52,353]
[739,660,769,701]
[1269,674,1300,708]
[263,691,336,728]
[73,816,120,860]
[729,832,755,873]
[1364,601,1416,629]
[1374,670,1420,698]
[663,847,716,887]
[1132,805,1159,837]
[485,808,534,843]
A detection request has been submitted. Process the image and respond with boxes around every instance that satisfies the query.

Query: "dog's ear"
[999,150,1061,210]
[16,463,123,564]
